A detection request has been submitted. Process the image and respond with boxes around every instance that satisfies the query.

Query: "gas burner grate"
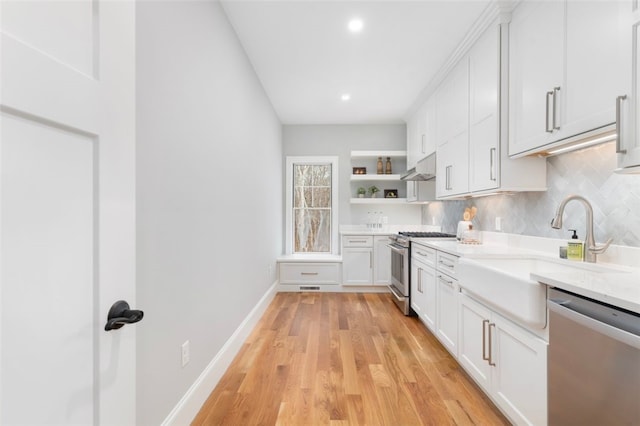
[398,231,456,238]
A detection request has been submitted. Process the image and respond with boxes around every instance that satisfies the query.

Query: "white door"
[0,1,136,425]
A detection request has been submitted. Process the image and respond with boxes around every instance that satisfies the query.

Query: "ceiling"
[221,0,492,125]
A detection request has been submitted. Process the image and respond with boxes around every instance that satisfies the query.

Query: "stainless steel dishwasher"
[548,288,640,426]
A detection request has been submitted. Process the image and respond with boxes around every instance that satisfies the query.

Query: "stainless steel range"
[387,231,456,315]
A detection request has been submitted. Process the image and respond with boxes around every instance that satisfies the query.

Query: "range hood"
[401,153,436,181]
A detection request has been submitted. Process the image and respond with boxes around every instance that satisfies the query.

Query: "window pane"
[292,162,332,253]
[312,187,331,208]
[294,187,311,208]
[311,165,331,186]
[294,208,331,252]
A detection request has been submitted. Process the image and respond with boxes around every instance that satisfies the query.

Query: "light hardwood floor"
[192,292,509,425]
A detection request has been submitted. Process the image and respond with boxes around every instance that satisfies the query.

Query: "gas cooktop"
[398,231,456,238]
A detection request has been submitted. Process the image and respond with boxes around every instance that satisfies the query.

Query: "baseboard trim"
[161,280,279,426]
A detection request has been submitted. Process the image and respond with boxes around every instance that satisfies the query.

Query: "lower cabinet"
[411,256,437,332]
[342,247,373,284]
[341,235,391,286]
[279,262,341,286]
[435,251,460,357]
[459,293,548,426]
[436,272,459,356]
[373,236,391,285]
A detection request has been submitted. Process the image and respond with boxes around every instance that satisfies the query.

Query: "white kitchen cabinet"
[279,262,341,286]
[509,0,632,157]
[436,57,469,148]
[406,112,420,168]
[342,235,391,286]
[617,5,640,173]
[435,56,469,199]
[436,21,546,199]
[342,247,373,285]
[435,252,459,357]
[459,293,548,426]
[436,131,469,198]
[373,236,391,285]
[469,24,499,192]
[411,243,437,331]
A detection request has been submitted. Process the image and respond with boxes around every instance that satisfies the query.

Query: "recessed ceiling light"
[341,93,351,101]
[348,18,363,33]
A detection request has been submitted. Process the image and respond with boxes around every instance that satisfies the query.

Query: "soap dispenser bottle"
[567,229,584,261]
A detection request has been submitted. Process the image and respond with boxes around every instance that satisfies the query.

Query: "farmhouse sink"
[457,256,630,329]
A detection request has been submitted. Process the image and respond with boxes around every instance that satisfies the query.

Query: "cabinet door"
[436,274,459,356]
[436,131,469,198]
[410,261,423,315]
[342,248,372,285]
[492,313,548,426]
[373,236,391,285]
[406,112,419,168]
[458,294,493,391]
[564,0,631,140]
[436,58,469,147]
[420,266,437,332]
[423,96,437,156]
[469,24,500,192]
[618,5,640,170]
[509,0,564,156]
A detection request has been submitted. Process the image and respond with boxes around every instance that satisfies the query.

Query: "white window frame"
[285,156,339,255]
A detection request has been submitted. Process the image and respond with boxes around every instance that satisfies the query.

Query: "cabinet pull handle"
[438,260,455,269]
[490,148,496,181]
[349,240,368,243]
[545,90,554,133]
[437,275,454,287]
[418,267,422,292]
[301,272,319,276]
[416,250,427,256]
[421,134,426,154]
[445,165,452,190]
[488,322,496,366]
[370,252,373,269]
[552,86,561,131]
[482,319,490,361]
[616,95,627,154]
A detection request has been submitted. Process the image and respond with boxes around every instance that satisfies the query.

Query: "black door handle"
[105,300,144,331]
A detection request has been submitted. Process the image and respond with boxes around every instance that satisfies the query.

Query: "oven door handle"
[386,244,407,255]
[388,284,406,302]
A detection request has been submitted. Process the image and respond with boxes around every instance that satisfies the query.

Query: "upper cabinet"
[469,23,500,193]
[509,0,632,157]
[436,58,470,198]
[617,4,640,173]
[407,97,436,168]
[434,19,546,200]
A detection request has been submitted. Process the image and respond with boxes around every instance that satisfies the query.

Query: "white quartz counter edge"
[411,238,640,315]
[531,271,640,315]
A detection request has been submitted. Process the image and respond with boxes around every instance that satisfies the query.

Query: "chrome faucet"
[551,195,612,263]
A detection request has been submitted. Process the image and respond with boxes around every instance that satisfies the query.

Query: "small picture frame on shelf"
[384,189,398,199]
[352,167,367,175]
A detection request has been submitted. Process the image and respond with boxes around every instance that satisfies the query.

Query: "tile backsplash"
[422,142,640,247]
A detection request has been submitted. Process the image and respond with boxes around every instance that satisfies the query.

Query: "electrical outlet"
[495,217,502,231]
[181,340,190,367]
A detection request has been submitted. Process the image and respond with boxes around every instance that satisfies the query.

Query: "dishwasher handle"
[548,299,640,350]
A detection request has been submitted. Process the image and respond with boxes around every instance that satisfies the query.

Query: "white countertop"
[339,224,443,236]
[410,234,640,315]
[532,270,640,314]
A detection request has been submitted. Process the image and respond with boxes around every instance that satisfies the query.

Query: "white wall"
[282,125,422,232]
[136,2,282,424]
